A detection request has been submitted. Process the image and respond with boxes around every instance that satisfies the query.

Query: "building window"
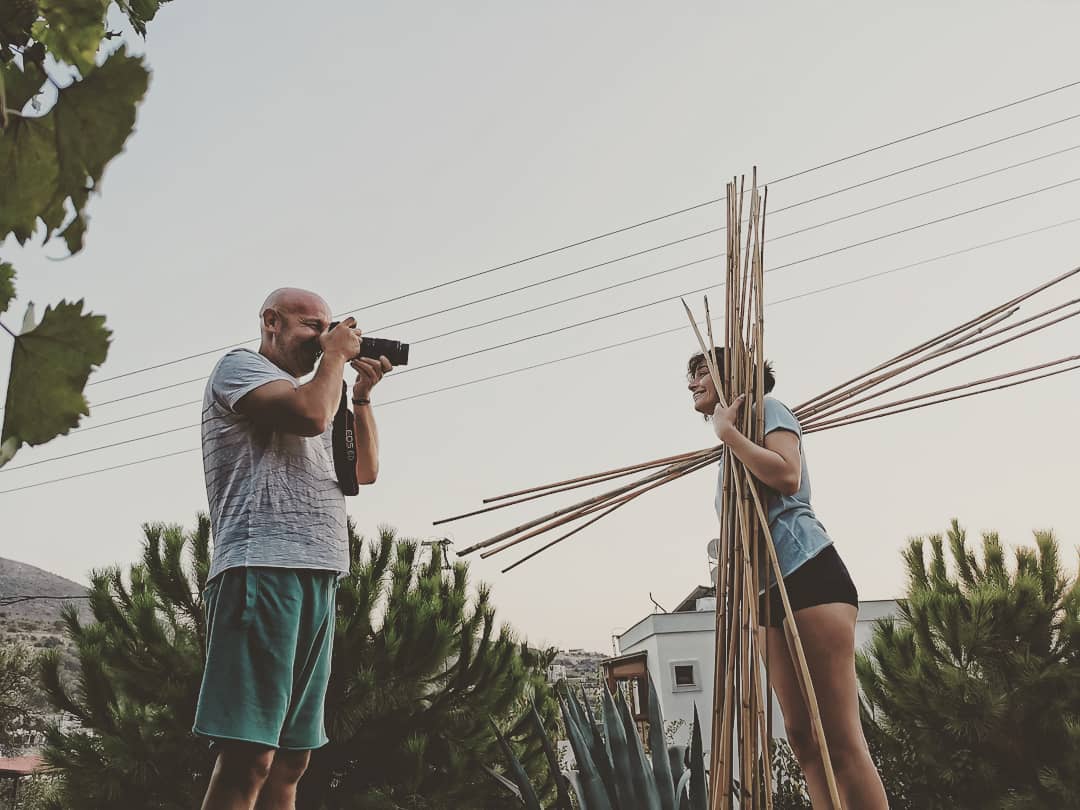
[670,660,701,693]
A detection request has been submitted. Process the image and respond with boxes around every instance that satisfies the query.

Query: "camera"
[327,321,410,366]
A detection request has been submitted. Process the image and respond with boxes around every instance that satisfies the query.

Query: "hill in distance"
[1,557,89,626]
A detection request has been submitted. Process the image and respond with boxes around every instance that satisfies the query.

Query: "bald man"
[194,288,391,810]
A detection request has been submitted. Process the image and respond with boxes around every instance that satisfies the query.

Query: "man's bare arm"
[236,318,362,436]
[235,355,347,437]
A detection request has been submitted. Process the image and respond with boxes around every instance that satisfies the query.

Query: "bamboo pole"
[736,467,842,809]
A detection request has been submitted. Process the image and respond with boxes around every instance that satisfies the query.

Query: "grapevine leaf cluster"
[0,1,166,467]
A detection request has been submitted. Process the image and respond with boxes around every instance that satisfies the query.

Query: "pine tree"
[38,516,213,809]
[37,515,558,809]
[856,520,1080,810]
[298,525,560,809]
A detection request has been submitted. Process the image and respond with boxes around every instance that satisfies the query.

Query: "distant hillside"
[0,557,89,624]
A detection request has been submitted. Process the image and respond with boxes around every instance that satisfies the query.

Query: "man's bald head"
[258,287,334,376]
[260,288,331,322]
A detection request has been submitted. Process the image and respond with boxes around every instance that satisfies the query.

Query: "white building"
[602,587,899,749]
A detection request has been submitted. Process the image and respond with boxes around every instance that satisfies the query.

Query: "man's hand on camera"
[351,356,392,401]
[320,316,363,361]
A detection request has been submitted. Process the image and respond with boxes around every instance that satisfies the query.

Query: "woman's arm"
[713,396,802,495]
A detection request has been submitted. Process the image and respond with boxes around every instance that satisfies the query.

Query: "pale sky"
[2,1,1079,652]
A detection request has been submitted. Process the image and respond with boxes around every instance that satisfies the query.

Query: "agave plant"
[492,674,709,810]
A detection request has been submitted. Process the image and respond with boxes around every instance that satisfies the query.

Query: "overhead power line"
[4,212,1079,482]
[387,175,1080,376]
[0,595,89,607]
[72,79,1080,390]
[58,140,1080,416]
[768,78,1080,184]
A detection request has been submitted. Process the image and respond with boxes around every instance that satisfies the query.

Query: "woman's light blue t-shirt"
[714,397,832,588]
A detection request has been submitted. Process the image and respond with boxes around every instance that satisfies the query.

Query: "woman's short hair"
[687,347,775,394]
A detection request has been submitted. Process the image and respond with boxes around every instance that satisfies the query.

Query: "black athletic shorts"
[757,545,858,628]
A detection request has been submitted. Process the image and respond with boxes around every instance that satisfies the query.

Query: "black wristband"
[352,397,371,406]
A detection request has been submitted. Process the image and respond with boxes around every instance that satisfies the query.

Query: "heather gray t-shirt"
[201,348,349,581]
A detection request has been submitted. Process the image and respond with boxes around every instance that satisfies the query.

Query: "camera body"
[327,321,410,366]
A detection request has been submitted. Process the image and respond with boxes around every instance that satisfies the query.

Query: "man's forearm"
[353,404,379,484]
[297,354,348,429]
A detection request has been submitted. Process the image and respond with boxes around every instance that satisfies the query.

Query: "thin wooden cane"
[700,283,733,810]
[730,176,757,810]
[737,468,842,809]
[698,303,729,795]
[752,180,772,810]
[718,517,741,810]
[755,184,775,778]
[703,291,730,792]
[712,471,739,810]
[689,292,734,810]
[712,454,733,785]
[719,180,746,809]
[733,469,774,809]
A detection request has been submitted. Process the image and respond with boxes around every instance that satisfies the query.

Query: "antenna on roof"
[707,537,719,588]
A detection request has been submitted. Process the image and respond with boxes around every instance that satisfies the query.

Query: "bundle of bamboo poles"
[438,173,1080,808]
[689,172,782,810]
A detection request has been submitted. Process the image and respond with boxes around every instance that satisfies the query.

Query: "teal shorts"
[193,567,338,750]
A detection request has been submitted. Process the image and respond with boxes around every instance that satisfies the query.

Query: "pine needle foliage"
[857,520,1080,810]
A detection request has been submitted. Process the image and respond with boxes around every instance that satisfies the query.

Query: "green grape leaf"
[0,113,57,241]
[115,0,168,37]
[0,47,149,252]
[0,261,14,315]
[0,298,110,467]
[32,0,109,75]
[0,60,47,114]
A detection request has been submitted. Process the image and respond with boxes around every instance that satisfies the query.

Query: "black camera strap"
[332,382,359,496]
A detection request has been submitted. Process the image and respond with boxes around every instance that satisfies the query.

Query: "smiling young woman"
[686,347,888,810]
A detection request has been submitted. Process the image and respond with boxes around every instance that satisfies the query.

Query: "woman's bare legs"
[765,603,888,809]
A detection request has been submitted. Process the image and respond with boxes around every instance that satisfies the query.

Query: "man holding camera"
[195,287,391,810]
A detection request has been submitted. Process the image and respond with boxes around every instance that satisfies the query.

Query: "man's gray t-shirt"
[201,348,348,581]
